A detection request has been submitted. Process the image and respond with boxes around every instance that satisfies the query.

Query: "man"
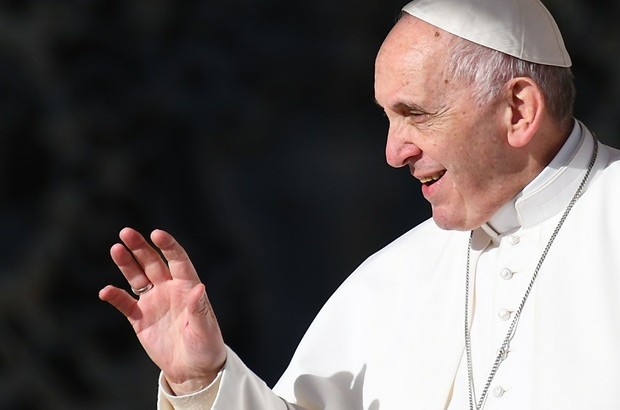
[100,0,620,408]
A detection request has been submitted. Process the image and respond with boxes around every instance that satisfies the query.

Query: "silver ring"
[131,282,154,296]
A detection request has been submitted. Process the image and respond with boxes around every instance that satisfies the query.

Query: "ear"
[502,77,545,148]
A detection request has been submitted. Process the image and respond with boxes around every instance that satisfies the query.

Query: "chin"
[431,212,475,232]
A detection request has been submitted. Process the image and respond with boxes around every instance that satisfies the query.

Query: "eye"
[407,110,431,123]
[408,110,426,117]
[392,102,431,121]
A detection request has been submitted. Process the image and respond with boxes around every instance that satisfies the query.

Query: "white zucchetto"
[401,0,572,67]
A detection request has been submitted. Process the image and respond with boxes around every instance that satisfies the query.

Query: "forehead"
[377,15,453,67]
[375,15,456,106]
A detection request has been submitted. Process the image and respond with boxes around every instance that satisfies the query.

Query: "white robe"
[159,120,620,409]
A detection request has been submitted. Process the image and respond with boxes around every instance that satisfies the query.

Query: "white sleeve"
[157,346,301,410]
[157,368,221,409]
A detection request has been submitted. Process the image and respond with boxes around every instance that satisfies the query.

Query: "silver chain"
[465,137,598,410]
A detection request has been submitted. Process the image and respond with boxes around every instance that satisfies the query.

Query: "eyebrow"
[375,98,428,114]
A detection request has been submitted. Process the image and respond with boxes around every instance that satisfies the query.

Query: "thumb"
[186,283,227,369]
[187,283,220,333]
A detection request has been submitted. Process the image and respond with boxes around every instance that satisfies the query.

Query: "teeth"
[419,170,445,184]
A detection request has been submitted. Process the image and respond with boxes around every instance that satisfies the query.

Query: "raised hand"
[99,227,227,395]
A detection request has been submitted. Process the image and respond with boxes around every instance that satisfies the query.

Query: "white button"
[507,235,520,245]
[498,309,512,321]
[492,385,506,398]
[500,268,514,280]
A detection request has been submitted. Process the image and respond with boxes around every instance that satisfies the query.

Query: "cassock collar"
[477,119,595,244]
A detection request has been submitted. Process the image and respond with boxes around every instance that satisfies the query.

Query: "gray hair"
[446,36,575,123]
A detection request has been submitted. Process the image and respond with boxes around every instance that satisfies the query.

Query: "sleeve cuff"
[158,370,222,409]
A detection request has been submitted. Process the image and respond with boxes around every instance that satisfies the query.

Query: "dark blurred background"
[0,1,618,408]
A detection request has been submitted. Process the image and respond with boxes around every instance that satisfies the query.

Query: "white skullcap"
[401,0,572,67]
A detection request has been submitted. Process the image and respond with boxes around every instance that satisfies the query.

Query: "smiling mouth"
[419,170,446,185]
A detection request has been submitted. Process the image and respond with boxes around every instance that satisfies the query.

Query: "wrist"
[162,347,228,396]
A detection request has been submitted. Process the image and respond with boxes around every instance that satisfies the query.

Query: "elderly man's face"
[374,15,525,231]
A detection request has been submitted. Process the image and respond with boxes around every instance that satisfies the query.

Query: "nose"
[385,122,422,168]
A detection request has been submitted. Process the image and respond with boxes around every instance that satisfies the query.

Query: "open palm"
[99,228,226,395]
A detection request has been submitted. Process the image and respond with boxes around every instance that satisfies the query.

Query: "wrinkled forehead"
[376,14,454,70]
[379,15,450,55]
[374,15,459,107]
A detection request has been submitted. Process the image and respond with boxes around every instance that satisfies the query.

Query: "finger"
[110,243,153,293]
[150,229,200,282]
[99,285,140,321]
[119,227,172,284]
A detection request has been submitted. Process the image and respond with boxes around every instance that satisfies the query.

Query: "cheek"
[449,155,494,201]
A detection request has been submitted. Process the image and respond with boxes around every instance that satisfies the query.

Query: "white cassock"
[158,119,620,409]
